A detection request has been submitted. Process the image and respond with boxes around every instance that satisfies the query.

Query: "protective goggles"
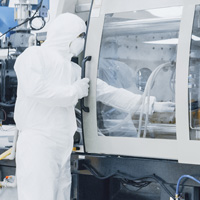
[78,32,86,39]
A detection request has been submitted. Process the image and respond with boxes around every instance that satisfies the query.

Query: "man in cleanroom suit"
[14,13,89,200]
[14,12,175,200]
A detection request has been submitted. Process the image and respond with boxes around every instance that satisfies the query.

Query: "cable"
[32,0,43,18]
[0,19,28,38]
[152,174,175,198]
[0,164,15,168]
[29,16,46,31]
[82,163,116,180]
[137,62,174,138]
[144,62,174,137]
[121,179,152,195]
[126,174,175,198]
[81,163,175,198]
[175,175,200,200]
[0,102,15,107]
[121,178,152,191]
[1,108,7,122]
[0,0,44,38]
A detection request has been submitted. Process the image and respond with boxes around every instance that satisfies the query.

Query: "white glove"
[153,102,175,113]
[73,78,90,99]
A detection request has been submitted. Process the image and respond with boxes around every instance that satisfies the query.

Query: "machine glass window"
[96,7,183,139]
[189,5,200,140]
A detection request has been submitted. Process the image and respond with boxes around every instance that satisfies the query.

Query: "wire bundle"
[121,178,151,192]
[82,163,200,199]
[175,175,200,200]
[81,163,175,199]
[0,0,45,38]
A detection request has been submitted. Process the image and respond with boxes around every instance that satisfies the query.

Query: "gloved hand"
[73,78,90,99]
[153,102,175,113]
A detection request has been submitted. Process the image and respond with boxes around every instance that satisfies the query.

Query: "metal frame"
[177,2,200,165]
[82,0,200,164]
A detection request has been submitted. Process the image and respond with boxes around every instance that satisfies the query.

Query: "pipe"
[0,147,12,160]
[144,62,174,137]
[137,62,173,137]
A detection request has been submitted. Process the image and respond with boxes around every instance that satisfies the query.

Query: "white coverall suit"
[14,13,89,200]
[14,12,174,200]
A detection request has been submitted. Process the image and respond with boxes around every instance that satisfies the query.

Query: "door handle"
[81,56,92,112]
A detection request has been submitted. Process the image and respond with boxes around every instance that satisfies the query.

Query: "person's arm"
[70,63,174,114]
[97,79,156,114]
[14,51,87,108]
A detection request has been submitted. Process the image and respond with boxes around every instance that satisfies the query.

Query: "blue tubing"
[176,175,200,196]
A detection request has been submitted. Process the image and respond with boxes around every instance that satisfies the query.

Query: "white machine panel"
[82,0,200,164]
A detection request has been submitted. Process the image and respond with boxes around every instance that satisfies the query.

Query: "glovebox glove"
[73,78,90,99]
[153,102,175,113]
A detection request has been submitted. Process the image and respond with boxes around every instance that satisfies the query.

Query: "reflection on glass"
[189,5,200,140]
[97,7,182,139]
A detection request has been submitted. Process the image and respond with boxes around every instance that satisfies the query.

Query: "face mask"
[69,37,85,56]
